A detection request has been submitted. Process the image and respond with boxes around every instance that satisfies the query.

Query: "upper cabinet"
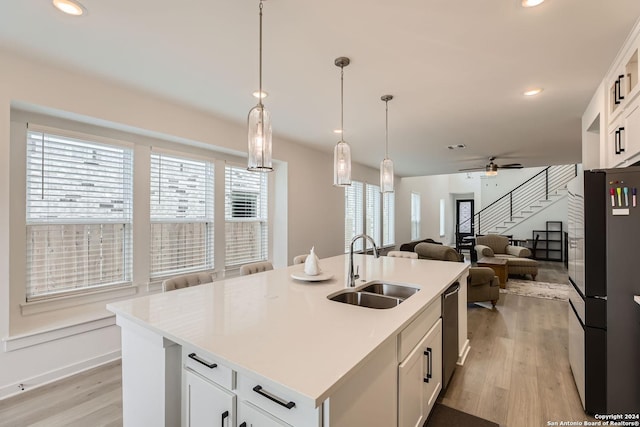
[609,48,639,123]
[602,22,640,168]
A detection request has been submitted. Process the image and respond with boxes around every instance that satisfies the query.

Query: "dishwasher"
[442,282,459,390]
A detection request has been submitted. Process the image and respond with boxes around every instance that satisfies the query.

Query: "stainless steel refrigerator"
[567,167,640,414]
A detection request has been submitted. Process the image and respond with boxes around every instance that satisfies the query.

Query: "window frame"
[411,192,421,241]
[149,151,215,280]
[25,126,134,301]
[345,181,395,253]
[224,163,269,269]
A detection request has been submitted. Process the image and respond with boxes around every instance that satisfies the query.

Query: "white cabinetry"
[398,318,442,427]
[238,400,291,427]
[185,369,235,427]
[604,25,640,168]
[183,349,237,427]
[607,96,640,167]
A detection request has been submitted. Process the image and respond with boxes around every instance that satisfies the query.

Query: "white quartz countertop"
[107,254,467,407]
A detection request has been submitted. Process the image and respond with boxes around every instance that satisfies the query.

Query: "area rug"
[500,278,570,301]
[424,403,498,427]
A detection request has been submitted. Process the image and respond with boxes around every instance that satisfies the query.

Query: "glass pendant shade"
[247,104,273,171]
[333,140,352,186]
[380,158,394,193]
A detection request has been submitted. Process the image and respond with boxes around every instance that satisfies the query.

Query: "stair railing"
[456,164,577,237]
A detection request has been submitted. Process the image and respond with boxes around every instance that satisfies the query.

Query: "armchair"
[475,234,538,280]
[414,242,499,307]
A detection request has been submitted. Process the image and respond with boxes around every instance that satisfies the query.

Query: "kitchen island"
[107,254,469,427]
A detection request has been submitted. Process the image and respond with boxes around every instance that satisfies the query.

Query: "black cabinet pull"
[188,353,217,369]
[221,410,229,426]
[615,79,621,105]
[620,126,625,152]
[615,129,621,155]
[423,349,431,383]
[253,385,296,409]
[619,74,625,101]
[427,347,433,380]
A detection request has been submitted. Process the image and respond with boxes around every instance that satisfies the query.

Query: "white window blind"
[344,181,364,253]
[26,130,133,300]
[224,164,268,267]
[150,153,214,278]
[411,192,421,240]
[383,191,395,246]
[365,184,381,249]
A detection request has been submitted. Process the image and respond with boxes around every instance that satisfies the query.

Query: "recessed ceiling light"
[52,0,85,16]
[524,88,543,96]
[252,90,268,99]
[522,0,544,7]
[333,129,343,134]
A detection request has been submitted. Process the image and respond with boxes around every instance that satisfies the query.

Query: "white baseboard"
[457,339,471,366]
[0,350,121,400]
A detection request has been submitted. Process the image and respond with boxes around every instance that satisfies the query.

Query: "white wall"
[0,48,379,398]
[395,167,570,248]
[582,80,605,170]
[478,167,545,208]
[396,174,450,246]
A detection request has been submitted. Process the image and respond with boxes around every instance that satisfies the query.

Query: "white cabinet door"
[185,369,235,427]
[237,399,291,427]
[422,319,443,414]
[624,97,640,161]
[398,318,443,427]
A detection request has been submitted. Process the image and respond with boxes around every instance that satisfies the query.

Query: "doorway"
[455,199,475,258]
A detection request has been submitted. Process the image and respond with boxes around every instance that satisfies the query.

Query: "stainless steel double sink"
[328,281,420,309]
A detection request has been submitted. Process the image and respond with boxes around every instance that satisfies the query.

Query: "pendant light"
[247,0,273,172]
[333,57,352,187]
[380,94,395,193]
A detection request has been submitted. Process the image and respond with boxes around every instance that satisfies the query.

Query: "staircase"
[459,164,577,236]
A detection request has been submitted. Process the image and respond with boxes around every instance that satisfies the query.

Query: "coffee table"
[477,257,508,288]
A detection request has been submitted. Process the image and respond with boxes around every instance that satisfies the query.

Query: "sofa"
[399,238,442,252]
[474,234,538,280]
[414,242,500,307]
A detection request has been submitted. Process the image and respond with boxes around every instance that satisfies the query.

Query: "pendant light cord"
[340,65,344,142]
[385,99,389,159]
[258,1,263,107]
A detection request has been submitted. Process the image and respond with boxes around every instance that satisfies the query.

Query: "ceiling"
[1,1,640,177]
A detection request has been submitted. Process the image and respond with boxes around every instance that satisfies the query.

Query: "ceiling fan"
[458,157,523,176]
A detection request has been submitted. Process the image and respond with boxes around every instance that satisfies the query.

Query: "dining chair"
[293,254,308,265]
[239,261,274,276]
[386,251,418,259]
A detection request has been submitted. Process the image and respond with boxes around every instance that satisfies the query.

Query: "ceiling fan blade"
[458,167,485,172]
[497,163,523,169]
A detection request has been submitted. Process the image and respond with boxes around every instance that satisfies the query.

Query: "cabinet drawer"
[236,372,320,427]
[183,347,234,390]
[398,298,441,361]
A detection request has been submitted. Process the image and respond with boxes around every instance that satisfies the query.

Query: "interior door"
[456,199,474,235]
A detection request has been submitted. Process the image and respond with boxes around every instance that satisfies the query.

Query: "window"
[26,130,133,300]
[150,153,214,278]
[225,164,268,267]
[439,199,446,237]
[345,182,394,252]
[344,181,364,252]
[411,192,421,240]
[382,192,395,246]
[365,184,381,249]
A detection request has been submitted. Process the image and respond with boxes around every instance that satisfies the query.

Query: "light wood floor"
[0,262,587,427]
[440,270,595,427]
[0,361,123,427]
